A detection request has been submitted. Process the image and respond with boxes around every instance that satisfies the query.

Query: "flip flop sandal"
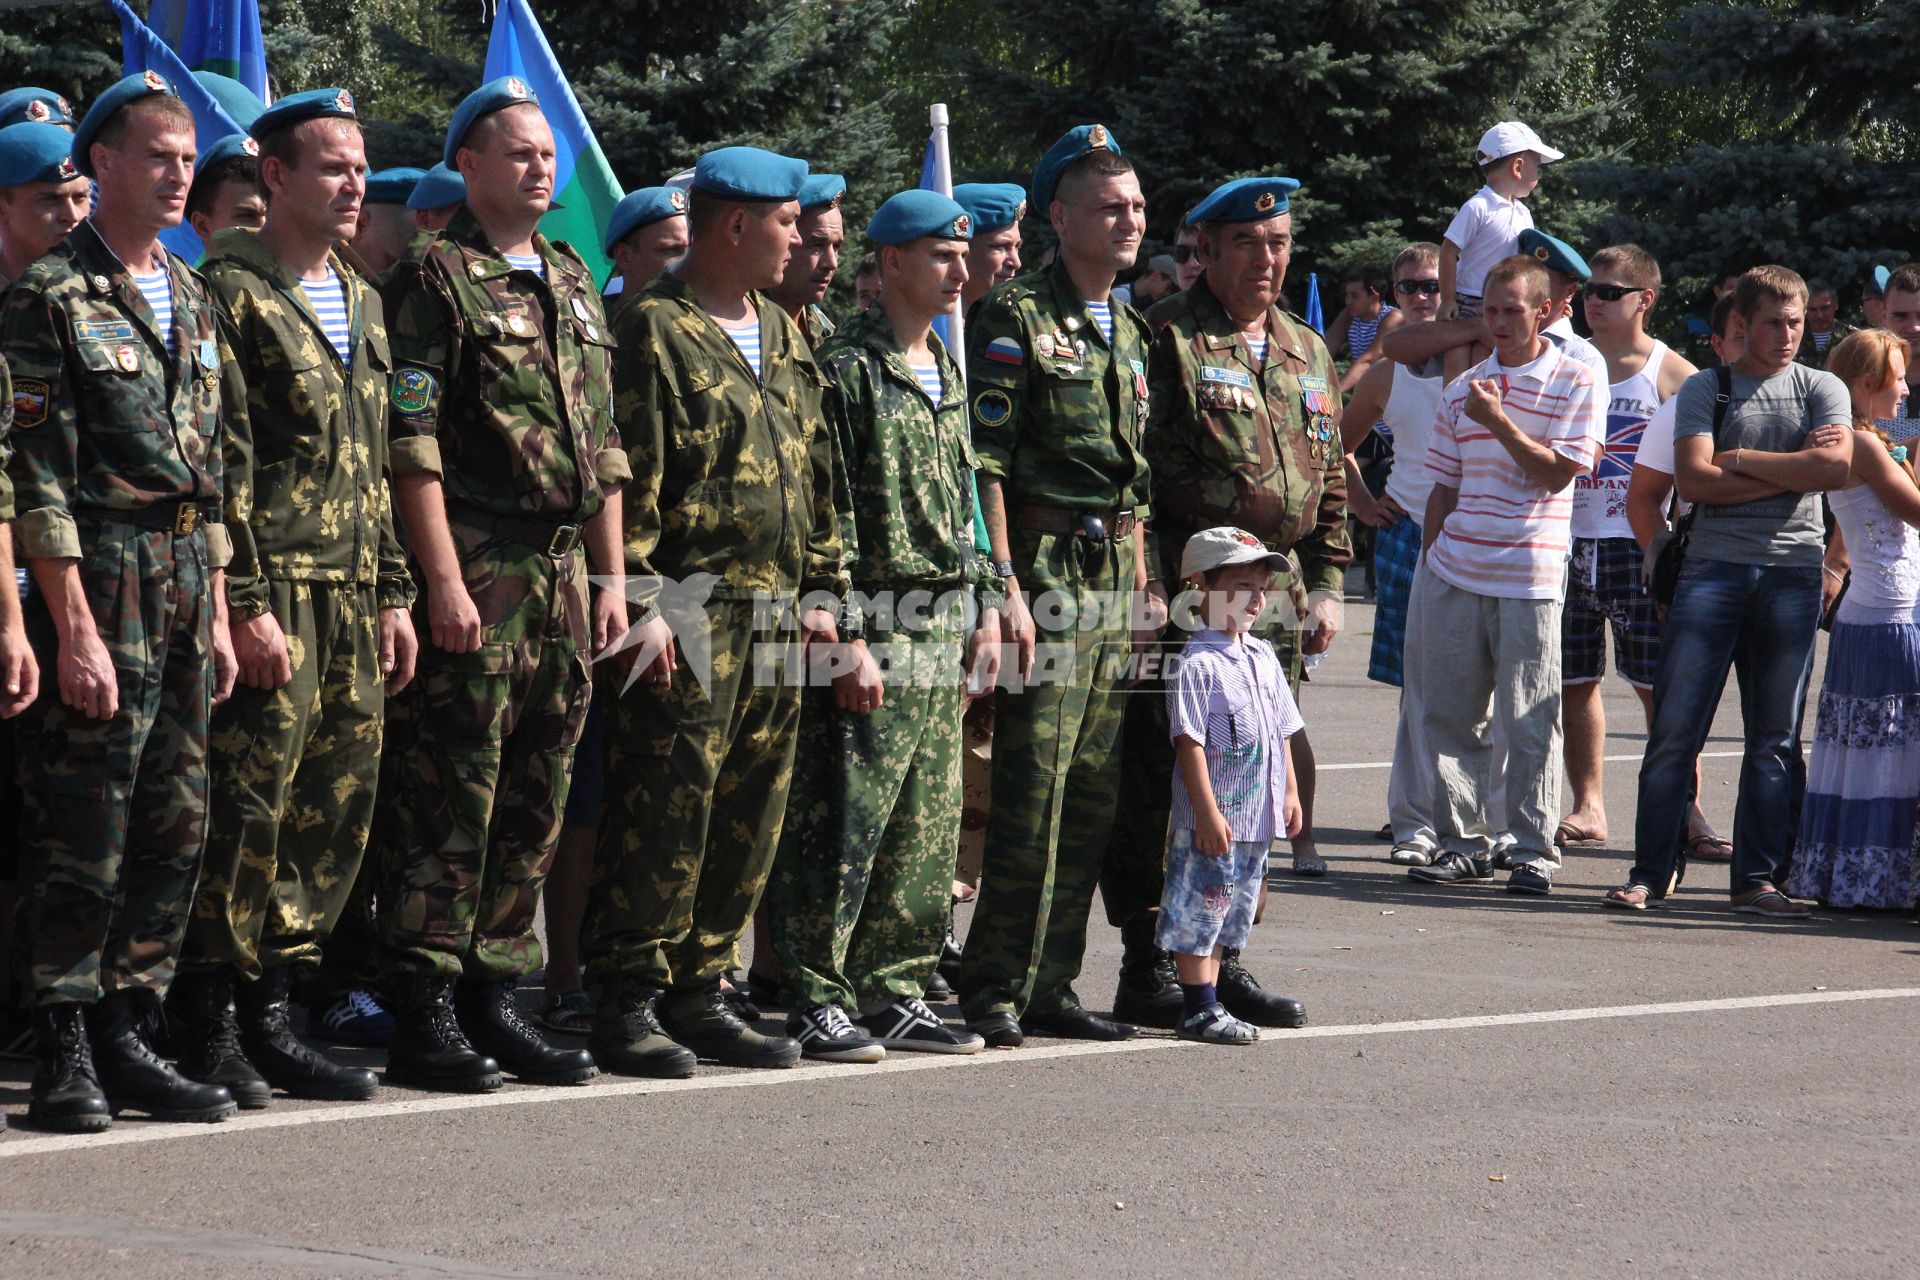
[536,990,595,1035]
[1177,1006,1260,1044]
[1734,888,1813,919]
[1554,821,1605,848]
[1602,883,1652,911]
[1686,833,1734,862]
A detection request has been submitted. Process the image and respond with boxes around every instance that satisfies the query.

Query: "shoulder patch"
[12,378,51,429]
[982,336,1025,367]
[972,388,1012,427]
[391,367,436,415]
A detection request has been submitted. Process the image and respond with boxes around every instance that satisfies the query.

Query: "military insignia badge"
[25,100,49,122]
[1088,123,1109,150]
[1298,374,1333,416]
[91,274,111,292]
[199,338,218,370]
[571,294,593,322]
[1534,246,1551,261]
[1074,339,1087,359]
[953,214,970,238]
[391,367,436,415]
[470,262,487,278]
[114,344,140,372]
[143,70,169,93]
[973,388,1013,427]
[1255,192,1275,213]
[507,314,533,337]
[506,77,530,100]
[669,189,688,211]
[12,378,50,429]
[55,158,78,181]
[334,89,355,113]
[57,95,71,115]
[1036,335,1055,357]
[241,137,260,157]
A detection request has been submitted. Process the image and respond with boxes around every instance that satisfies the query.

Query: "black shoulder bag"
[1644,366,1733,608]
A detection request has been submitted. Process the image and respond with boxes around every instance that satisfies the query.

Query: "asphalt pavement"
[3,599,1915,1280]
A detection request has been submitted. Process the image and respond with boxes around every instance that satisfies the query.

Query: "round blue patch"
[972,388,1012,427]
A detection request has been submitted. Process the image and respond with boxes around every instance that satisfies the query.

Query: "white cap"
[1180,526,1287,580]
[1474,121,1564,166]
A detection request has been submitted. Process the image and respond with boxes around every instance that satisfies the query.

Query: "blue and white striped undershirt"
[910,360,943,408]
[719,315,762,380]
[132,267,173,355]
[1085,299,1114,345]
[502,251,545,279]
[1247,334,1268,365]
[298,266,351,364]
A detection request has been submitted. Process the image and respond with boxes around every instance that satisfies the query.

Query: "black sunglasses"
[1394,279,1442,296]
[1585,283,1648,302]
[1169,245,1198,263]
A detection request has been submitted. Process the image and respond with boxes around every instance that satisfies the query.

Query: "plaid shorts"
[1155,829,1268,956]
[1561,535,1661,687]
[1368,516,1422,687]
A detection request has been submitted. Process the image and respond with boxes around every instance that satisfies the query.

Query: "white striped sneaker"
[855,997,985,1054]
[784,1004,885,1063]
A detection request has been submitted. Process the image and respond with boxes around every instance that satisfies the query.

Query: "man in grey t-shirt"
[1614,266,1852,917]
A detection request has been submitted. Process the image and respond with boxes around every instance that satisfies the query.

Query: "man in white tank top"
[1557,245,1701,852]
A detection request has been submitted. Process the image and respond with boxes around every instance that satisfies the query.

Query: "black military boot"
[385,973,503,1093]
[1111,917,1182,1030]
[236,968,378,1101]
[1217,948,1307,1028]
[27,1004,112,1133]
[456,976,597,1085]
[168,968,272,1109]
[658,982,801,1068]
[91,989,237,1122]
[936,925,964,989]
[589,981,698,1079]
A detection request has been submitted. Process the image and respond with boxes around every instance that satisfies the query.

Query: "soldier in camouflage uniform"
[765,190,998,1061]
[955,125,1158,1046]
[3,74,242,1130]
[376,77,618,1092]
[1118,177,1343,1031]
[768,172,845,350]
[584,145,844,1076]
[165,90,416,1108]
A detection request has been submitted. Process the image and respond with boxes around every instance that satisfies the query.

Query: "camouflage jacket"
[0,220,232,566]
[1143,278,1350,594]
[796,303,835,351]
[815,308,998,621]
[965,259,1152,516]
[613,272,844,612]
[383,208,628,524]
[201,229,413,617]
[1797,324,1855,372]
[1,352,12,520]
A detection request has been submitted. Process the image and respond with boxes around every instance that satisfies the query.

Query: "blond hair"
[1829,328,1914,479]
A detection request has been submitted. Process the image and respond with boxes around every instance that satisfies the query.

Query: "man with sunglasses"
[1556,244,1704,860]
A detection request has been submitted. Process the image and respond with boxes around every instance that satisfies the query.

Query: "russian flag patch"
[983,336,1025,366]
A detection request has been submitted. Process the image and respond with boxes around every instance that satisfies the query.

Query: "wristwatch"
[988,560,1017,579]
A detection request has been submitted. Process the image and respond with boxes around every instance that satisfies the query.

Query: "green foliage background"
[4,0,1914,321]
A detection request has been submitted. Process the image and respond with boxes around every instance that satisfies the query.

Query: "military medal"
[91,274,110,292]
[469,262,486,279]
[1036,335,1055,358]
[571,295,593,322]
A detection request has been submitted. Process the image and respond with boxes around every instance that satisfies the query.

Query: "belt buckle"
[547,524,582,558]
[173,506,200,536]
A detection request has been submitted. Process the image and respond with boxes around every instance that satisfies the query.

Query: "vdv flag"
[918,135,954,348]
[1305,271,1324,334]
[144,0,269,101]
[108,0,248,264]
[484,0,625,286]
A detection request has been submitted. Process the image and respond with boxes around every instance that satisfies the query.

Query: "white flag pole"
[930,102,965,387]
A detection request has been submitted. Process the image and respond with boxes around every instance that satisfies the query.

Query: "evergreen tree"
[0,5,126,112]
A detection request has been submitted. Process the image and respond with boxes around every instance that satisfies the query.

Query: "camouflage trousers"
[378,534,590,980]
[585,600,802,995]
[953,697,993,896]
[768,614,967,1010]
[1100,581,1309,926]
[183,581,384,983]
[957,528,1131,1022]
[13,523,212,1006]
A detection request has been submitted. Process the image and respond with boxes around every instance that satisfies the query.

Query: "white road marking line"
[1318,748,1746,773]
[4,986,1912,1160]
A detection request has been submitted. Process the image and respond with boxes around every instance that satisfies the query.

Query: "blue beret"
[1188,176,1300,225]
[0,122,80,188]
[251,86,357,140]
[193,131,259,175]
[365,167,426,206]
[443,76,539,166]
[192,72,264,130]
[1030,123,1122,211]
[951,183,1026,234]
[407,161,467,212]
[72,71,179,179]
[1872,264,1893,296]
[604,185,688,252]
[866,190,973,246]
[691,145,808,202]
[1518,228,1590,281]
[799,173,846,212]
[0,87,76,130]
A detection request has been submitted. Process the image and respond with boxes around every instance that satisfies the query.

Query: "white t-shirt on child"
[1443,185,1534,299]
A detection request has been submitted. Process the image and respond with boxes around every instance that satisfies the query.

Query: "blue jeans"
[1632,557,1819,896]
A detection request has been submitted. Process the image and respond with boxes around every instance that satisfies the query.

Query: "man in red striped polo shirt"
[1406,254,1603,896]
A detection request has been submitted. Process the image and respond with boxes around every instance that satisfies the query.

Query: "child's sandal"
[1177,1005,1260,1045]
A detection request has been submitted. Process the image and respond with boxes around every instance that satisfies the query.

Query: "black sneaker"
[784,1004,886,1063]
[1506,864,1553,895]
[856,997,985,1055]
[1407,851,1494,884]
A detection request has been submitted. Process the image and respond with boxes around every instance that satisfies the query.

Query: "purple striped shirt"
[1167,628,1304,844]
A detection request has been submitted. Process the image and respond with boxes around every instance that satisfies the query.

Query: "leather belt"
[448,506,584,559]
[76,500,215,535]
[1011,501,1136,541]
